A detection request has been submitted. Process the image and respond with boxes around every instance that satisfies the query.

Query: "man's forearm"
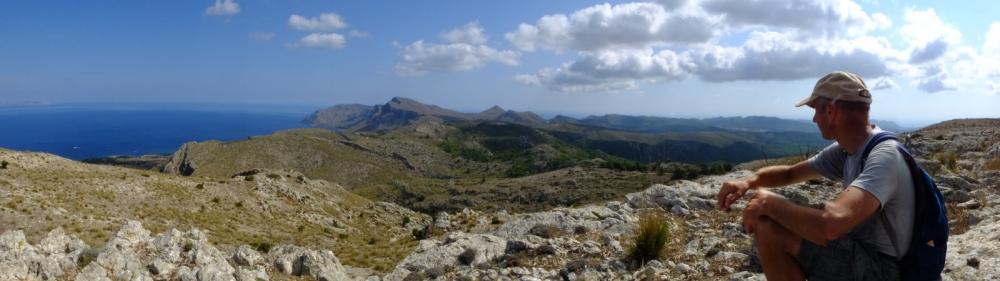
[763,197,828,246]
[747,165,797,189]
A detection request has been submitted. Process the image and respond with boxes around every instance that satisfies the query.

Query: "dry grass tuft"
[628,211,671,266]
[946,202,971,235]
[985,157,1000,171]
[933,150,959,172]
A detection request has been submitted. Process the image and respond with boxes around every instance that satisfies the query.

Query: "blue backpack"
[860,131,948,281]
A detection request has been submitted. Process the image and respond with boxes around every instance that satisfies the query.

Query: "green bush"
[505,161,530,178]
[0,160,8,169]
[440,138,492,162]
[629,212,671,266]
[457,248,477,265]
[251,242,273,253]
[77,248,100,269]
[600,158,647,171]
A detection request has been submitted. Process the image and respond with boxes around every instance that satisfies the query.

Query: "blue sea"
[0,104,314,160]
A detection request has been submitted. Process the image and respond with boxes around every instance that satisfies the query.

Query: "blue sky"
[1,0,998,127]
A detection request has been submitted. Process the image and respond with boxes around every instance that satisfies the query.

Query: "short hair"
[814,97,869,126]
[814,97,869,113]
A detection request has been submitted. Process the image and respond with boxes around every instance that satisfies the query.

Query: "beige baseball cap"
[795,71,872,107]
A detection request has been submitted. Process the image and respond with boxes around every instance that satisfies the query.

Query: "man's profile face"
[809,100,834,140]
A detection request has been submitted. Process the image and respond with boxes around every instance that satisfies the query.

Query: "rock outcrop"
[378,156,998,280]
[0,221,353,281]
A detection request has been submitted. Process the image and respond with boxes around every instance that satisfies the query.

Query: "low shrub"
[534,245,557,256]
[528,225,561,239]
[424,266,448,279]
[77,248,100,269]
[628,212,671,266]
[457,248,477,265]
[250,241,273,253]
[934,150,958,172]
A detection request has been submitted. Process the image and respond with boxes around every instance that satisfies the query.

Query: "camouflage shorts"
[794,237,900,281]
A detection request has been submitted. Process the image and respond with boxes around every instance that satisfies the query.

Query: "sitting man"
[716,71,914,281]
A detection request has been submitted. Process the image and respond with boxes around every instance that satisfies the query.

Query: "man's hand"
[741,189,779,234]
[716,180,751,211]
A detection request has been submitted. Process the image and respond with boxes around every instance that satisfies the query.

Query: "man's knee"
[753,217,781,244]
[752,217,799,255]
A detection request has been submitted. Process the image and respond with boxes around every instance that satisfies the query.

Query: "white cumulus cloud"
[288,33,347,49]
[348,30,369,38]
[515,48,688,92]
[397,22,519,75]
[900,8,962,47]
[908,39,949,64]
[442,22,488,45]
[871,77,896,90]
[686,31,894,82]
[205,0,240,16]
[249,32,275,42]
[981,23,1000,80]
[985,23,1000,57]
[913,64,956,93]
[507,0,992,95]
[700,0,890,38]
[505,2,717,51]
[397,41,518,75]
[289,13,347,31]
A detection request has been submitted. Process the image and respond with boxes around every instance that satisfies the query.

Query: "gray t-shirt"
[808,128,915,257]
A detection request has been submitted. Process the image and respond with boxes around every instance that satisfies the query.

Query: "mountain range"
[305,96,905,134]
[303,97,844,164]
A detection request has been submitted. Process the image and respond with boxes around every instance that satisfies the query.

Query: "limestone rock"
[383,232,507,281]
[267,245,349,281]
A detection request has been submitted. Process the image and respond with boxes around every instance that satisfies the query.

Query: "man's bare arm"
[753,186,881,245]
[749,160,822,188]
[717,160,822,210]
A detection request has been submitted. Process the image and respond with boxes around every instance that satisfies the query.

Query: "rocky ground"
[3,166,995,280]
[0,119,996,280]
[0,148,429,273]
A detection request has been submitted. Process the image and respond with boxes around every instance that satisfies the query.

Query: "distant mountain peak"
[389,96,414,103]
[477,105,507,120]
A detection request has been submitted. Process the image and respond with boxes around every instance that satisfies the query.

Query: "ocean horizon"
[0,104,314,160]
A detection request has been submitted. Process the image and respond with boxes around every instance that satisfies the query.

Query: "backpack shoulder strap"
[860,131,898,170]
[857,131,905,258]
